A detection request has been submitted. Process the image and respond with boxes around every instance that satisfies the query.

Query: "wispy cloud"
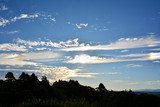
[75,23,88,29]
[0,4,8,11]
[0,51,59,66]
[0,13,56,27]
[62,37,160,51]
[65,52,160,64]
[12,36,160,53]
[120,49,129,52]
[11,13,39,22]
[0,53,37,66]
[125,64,143,68]
[0,30,19,34]
[1,37,160,64]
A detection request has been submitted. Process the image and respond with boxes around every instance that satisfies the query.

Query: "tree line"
[0,72,160,107]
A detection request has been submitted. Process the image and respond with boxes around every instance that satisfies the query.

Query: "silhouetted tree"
[97,83,106,91]
[1,72,160,107]
[5,72,16,81]
[19,72,30,81]
[41,76,49,86]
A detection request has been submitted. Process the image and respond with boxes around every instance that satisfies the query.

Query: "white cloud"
[76,23,88,29]
[11,13,39,22]
[21,51,59,61]
[66,52,160,64]
[120,49,128,52]
[66,54,120,64]
[62,37,160,51]
[0,30,19,34]
[0,12,56,27]
[0,18,9,27]
[0,51,59,66]
[125,64,142,68]
[39,66,97,82]
[153,60,160,63]
[0,4,8,11]
[0,43,27,52]
[148,52,160,60]
[16,38,83,48]
[0,53,37,66]
[0,65,97,82]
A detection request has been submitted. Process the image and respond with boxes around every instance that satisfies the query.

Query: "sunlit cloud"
[39,66,97,82]
[66,54,120,64]
[0,65,97,83]
[3,36,159,53]
[0,53,37,66]
[149,52,160,60]
[0,51,59,66]
[66,52,160,64]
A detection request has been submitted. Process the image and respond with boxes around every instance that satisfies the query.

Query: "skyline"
[0,0,160,90]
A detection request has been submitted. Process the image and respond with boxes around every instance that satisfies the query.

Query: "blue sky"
[0,0,160,90]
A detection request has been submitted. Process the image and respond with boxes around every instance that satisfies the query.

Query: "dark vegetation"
[0,72,160,107]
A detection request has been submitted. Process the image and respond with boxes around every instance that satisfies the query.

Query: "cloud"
[125,64,142,68]
[148,52,160,60]
[11,13,39,22]
[0,4,8,11]
[75,23,88,29]
[153,60,160,63]
[66,54,120,64]
[39,66,97,82]
[0,65,97,82]
[62,37,160,51]
[120,49,129,52]
[0,51,59,66]
[21,51,59,61]
[66,52,160,64]
[0,12,56,27]
[0,53,37,66]
[0,18,9,27]
[16,38,84,49]
[0,43,27,52]
[9,36,160,53]
[0,30,19,34]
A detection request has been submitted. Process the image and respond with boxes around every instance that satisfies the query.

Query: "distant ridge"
[135,89,160,95]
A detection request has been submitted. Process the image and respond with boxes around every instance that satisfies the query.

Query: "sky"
[0,0,160,90]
